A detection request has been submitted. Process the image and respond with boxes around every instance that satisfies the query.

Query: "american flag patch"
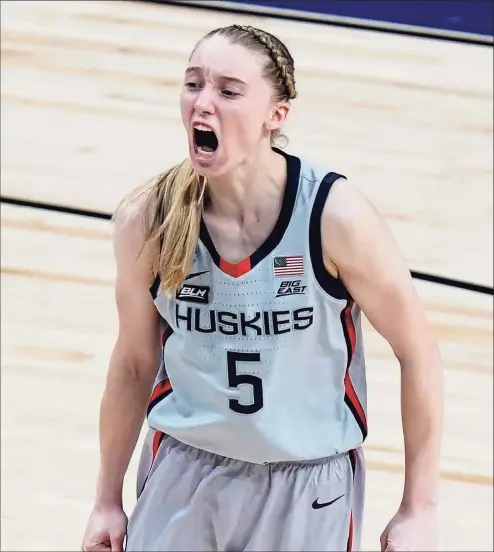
[273,255,304,277]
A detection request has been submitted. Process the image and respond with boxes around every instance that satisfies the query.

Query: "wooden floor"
[1,1,493,550]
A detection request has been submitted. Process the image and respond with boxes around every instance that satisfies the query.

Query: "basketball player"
[81,25,442,552]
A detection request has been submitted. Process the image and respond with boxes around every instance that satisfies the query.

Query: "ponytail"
[115,158,206,295]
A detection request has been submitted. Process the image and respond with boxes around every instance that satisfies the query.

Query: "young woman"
[81,24,442,552]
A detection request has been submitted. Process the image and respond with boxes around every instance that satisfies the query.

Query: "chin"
[189,144,225,177]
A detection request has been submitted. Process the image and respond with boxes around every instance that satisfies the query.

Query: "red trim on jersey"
[343,304,356,357]
[161,324,173,345]
[219,256,252,278]
[149,378,172,405]
[147,326,174,416]
[344,375,367,435]
[342,301,368,437]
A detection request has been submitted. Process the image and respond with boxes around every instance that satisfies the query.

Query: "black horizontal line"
[1,194,493,296]
[1,195,112,221]
[410,270,492,296]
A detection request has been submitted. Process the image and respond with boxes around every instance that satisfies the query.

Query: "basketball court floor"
[1,1,493,550]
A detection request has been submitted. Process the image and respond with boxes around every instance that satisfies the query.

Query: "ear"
[266,102,290,131]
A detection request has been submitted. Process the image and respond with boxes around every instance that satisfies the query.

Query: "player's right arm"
[82,196,162,551]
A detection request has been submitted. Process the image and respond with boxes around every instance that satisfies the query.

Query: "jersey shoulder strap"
[296,159,349,301]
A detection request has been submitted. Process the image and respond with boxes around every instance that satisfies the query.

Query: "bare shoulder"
[320,177,399,275]
[322,177,383,238]
[113,181,157,240]
[112,180,160,271]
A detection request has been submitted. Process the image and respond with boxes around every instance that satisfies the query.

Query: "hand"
[81,503,128,552]
[380,504,439,551]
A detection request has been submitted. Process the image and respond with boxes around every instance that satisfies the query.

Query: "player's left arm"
[321,177,443,514]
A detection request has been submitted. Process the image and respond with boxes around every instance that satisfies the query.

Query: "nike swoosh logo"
[185,270,209,281]
[311,494,345,510]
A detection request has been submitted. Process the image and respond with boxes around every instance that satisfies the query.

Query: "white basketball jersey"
[147,149,368,464]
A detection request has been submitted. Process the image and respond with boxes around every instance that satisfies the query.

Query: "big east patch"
[276,280,307,298]
[176,284,210,304]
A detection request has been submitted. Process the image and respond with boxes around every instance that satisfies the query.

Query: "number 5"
[227,351,264,414]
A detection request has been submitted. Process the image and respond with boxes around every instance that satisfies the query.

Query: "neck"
[204,147,287,221]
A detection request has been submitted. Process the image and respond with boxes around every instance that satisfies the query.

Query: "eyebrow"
[185,66,247,86]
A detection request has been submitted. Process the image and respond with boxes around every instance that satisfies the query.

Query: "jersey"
[146,148,368,464]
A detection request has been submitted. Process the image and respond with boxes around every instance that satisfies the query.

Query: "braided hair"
[200,24,297,102]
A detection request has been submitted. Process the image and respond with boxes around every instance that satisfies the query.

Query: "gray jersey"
[147,149,368,464]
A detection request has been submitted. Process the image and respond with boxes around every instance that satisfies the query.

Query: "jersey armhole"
[150,274,161,299]
[308,172,351,301]
[150,215,165,300]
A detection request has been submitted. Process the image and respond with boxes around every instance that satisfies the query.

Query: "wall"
[165,0,494,39]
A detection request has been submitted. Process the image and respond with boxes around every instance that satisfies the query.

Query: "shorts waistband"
[268,450,351,467]
[159,433,354,468]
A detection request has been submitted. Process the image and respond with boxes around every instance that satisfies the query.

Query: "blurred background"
[1,1,493,550]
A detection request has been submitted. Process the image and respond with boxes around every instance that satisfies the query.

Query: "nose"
[193,85,215,116]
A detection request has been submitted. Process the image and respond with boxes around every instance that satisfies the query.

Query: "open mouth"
[193,125,219,156]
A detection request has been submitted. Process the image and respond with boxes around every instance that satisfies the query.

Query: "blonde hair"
[116,25,297,295]
[115,159,206,295]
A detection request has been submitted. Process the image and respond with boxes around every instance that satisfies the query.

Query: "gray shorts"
[126,430,365,551]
